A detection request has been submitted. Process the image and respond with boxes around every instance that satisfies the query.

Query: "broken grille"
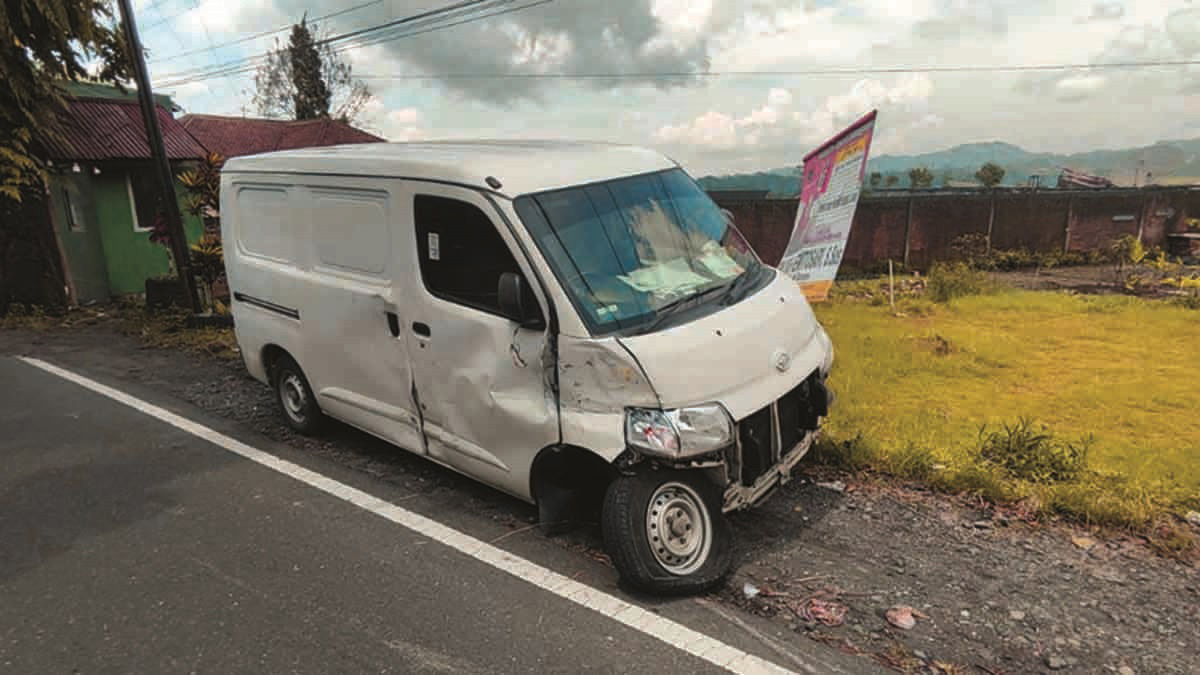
[736,373,827,486]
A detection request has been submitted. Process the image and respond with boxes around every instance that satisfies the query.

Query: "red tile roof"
[41,97,207,162]
[178,114,385,158]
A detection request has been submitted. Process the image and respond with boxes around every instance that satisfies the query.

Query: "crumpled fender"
[557,335,660,462]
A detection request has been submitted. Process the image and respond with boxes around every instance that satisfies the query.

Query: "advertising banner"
[778,110,877,301]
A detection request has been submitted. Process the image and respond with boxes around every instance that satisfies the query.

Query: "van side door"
[400,183,558,501]
[300,180,424,455]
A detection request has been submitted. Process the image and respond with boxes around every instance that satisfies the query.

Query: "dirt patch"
[3,322,1197,673]
[992,266,1120,293]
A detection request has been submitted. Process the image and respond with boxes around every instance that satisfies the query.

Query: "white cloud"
[1055,74,1108,100]
[767,87,793,107]
[388,108,422,126]
[1166,5,1200,55]
[654,111,739,149]
[793,74,934,141]
[737,105,782,128]
[1079,1,1125,23]
[379,107,425,142]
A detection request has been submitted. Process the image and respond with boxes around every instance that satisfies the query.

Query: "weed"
[977,418,1091,483]
[927,262,995,302]
[935,463,1015,504]
[882,443,938,481]
[1040,477,1156,528]
[808,434,880,471]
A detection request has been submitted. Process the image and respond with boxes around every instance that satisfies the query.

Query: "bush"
[977,417,1091,483]
[927,262,994,302]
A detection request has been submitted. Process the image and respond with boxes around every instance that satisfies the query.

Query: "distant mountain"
[698,139,1200,196]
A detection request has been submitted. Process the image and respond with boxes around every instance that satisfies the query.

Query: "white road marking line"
[19,357,794,675]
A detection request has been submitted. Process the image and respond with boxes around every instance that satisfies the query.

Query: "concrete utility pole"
[116,0,202,314]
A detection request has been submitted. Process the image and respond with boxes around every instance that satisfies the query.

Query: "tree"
[1,0,132,202]
[885,175,899,188]
[253,16,370,124]
[975,162,1006,252]
[908,166,934,189]
[975,162,1006,188]
[869,172,882,189]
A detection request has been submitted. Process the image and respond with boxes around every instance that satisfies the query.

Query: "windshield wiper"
[643,284,727,333]
[718,266,759,306]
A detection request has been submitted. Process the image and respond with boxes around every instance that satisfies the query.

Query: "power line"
[141,0,209,31]
[346,58,1200,80]
[152,0,509,83]
[148,0,385,64]
[154,0,545,88]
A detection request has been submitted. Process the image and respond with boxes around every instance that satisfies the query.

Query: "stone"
[1186,511,1200,527]
[1045,655,1069,670]
[1009,610,1026,621]
[886,606,917,630]
[1117,667,1135,675]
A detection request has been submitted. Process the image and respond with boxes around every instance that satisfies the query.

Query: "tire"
[601,468,732,595]
[271,355,325,435]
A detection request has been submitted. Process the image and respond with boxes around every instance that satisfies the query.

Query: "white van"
[221,141,834,594]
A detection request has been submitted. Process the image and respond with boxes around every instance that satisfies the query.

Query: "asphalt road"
[0,356,737,674]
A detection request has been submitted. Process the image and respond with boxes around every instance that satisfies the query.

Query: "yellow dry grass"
[813,287,1200,532]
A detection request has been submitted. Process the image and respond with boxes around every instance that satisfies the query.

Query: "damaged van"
[221,141,834,594]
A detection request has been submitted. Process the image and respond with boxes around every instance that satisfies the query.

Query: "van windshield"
[513,169,764,335]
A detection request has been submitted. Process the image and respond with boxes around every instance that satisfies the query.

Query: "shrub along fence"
[713,186,1200,272]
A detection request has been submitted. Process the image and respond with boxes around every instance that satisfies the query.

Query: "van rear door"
[400,184,557,501]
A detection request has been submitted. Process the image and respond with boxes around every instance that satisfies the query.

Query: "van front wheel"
[272,355,324,435]
[601,469,732,595]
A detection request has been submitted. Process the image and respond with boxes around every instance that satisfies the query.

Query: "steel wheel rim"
[645,481,711,576]
[280,373,307,423]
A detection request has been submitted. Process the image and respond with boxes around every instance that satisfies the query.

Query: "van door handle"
[385,312,400,337]
[412,321,431,337]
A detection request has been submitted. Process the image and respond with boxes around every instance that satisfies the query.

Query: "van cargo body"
[220,140,834,594]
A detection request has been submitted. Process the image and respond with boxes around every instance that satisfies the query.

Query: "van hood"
[616,271,831,421]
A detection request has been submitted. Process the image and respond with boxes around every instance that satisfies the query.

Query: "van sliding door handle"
[412,321,431,337]
[385,312,400,337]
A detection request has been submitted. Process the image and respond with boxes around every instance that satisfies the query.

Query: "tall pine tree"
[253,16,369,124]
[288,17,331,120]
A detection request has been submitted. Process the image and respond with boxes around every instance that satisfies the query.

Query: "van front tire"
[271,355,325,435]
[601,469,732,595]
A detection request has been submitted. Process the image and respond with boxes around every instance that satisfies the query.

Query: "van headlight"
[625,404,734,459]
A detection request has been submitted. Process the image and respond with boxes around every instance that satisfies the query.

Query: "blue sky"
[133,0,1200,174]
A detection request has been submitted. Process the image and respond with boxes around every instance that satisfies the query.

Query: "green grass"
[812,288,1200,534]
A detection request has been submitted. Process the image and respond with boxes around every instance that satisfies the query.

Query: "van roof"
[220,140,680,197]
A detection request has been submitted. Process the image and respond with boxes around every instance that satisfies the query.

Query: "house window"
[413,194,531,318]
[126,169,160,233]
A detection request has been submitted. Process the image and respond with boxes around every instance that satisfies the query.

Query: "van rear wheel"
[272,355,324,435]
[601,469,732,595]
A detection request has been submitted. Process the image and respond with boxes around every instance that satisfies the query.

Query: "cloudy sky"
[135,0,1200,174]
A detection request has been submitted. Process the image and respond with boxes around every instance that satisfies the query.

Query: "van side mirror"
[498,272,545,330]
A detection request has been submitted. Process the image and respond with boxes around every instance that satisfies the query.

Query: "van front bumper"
[721,372,832,512]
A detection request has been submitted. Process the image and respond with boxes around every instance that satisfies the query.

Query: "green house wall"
[57,163,202,294]
[49,173,111,303]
